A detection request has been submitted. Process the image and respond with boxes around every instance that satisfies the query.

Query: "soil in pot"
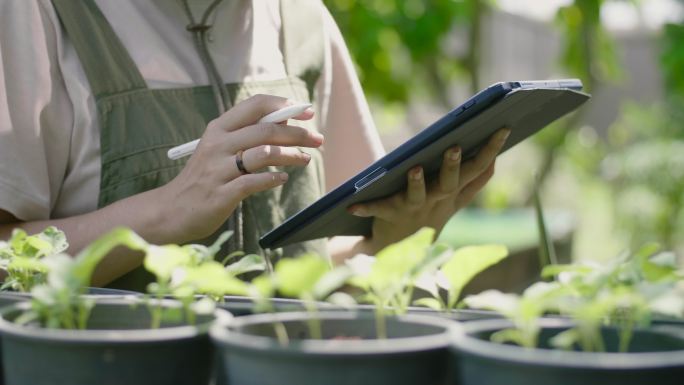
[0,298,229,385]
[451,318,684,385]
[211,311,455,385]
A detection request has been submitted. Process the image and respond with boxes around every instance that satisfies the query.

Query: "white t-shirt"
[0,0,384,221]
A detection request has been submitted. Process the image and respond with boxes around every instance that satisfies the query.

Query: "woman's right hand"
[158,94,324,243]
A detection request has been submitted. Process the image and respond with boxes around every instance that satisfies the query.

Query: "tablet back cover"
[262,87,590,249]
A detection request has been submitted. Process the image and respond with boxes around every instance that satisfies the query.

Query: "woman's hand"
[157,94,324,243]
[347,128,510,253]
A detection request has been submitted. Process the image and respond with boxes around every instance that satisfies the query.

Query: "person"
[0,0,508,290]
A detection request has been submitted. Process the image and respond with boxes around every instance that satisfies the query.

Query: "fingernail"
[301,152,311,162]
[499,129,511,141]
[411,167,423,180]
[449,148,461,162]
[279,172,289,182]
[312,132,324,144]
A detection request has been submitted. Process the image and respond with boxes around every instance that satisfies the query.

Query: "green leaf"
[7,256,48,274]
[9,229,29,255]
[413,272,441,299]
[549,328,580,351]
[143,245,191,283]
[313,265,353,300]
[225,254,266,276]
[40,226,69,255]
[440,244,508,308]
[490,328,526,347]
[344,254,375,291]
[326,292,357,309]
[275,254,330,298]
[182,262,249,297]
[73,227,147,286]
[208,230,233,257]
[411,242,452,278]
[250,274,275,299]
[541,264,593,279]
[8,226,68,259]
[367,227,435,294]
[464,290,519,318]
[639,252,680,283]
[412,297,444,311]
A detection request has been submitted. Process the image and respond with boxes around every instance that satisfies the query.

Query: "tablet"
[259,79,591,249]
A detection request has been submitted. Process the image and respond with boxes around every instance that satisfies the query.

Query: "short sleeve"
[0,1,73,221]
[315,4,386,192]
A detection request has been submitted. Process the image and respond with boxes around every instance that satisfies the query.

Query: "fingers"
[225,122,324,153]
[208,94,313,132]
[242,146,311,172]
[454,161,496,209]
[347,195,400,221]
[348,167,426,221]
[460,128,509,188]
[223,172,290,201]
[432,146,461,201]
[406,167,426,207]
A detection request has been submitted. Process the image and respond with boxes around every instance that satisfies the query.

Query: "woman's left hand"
[347,128,510,253]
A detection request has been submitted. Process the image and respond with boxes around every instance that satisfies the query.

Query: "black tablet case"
[261,87,590,249]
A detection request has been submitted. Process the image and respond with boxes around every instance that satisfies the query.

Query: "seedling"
[142,231,263,327]
[465,183,684,352]
[16,228,147,329]
[0,227,69,292]
[413,244,509,312]
[465,243,684,352]
[8,227,263,330]
[347,227,509,338]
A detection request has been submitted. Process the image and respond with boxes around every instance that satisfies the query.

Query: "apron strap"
[280,0,325,99]
[51,0,147,98]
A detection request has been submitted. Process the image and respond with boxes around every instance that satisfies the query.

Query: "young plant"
[464,282,570,348]
[346,228,436,338]
[541,243,683,351]
[413,243,509,312]
[16,228,147,329]
[141,231,262,327]
[465,245,684,352]
[273,254,352,340]
[0,226,69,292]
[346,227,509,338]
[465,182,684,352]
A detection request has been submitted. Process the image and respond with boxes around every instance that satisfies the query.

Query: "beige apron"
[52,0,329,291]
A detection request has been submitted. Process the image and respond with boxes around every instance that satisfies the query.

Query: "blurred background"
[324,0,684,286]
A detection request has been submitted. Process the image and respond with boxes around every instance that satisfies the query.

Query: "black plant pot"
[0,288,140,385]
[211,311,455,385]
[451,318,684,385]
[0,298,230,385]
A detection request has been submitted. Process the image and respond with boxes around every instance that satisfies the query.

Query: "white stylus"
[167,103,313,160]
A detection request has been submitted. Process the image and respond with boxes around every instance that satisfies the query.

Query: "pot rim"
[210,311,456,355]
[451,318,684,369]
[217,296,502,317]
[0,298,232,343]
[0,287,141,300]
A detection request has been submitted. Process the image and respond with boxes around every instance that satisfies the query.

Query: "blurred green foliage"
[602,5,684,251]
[604,100,684,250]
[662,23,684,96]
[324,0,491,107]
[325,0,684,255]
[555,0,622,91]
